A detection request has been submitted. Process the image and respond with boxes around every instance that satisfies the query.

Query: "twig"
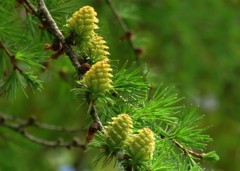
[21,0,39,16]
[35,121,84,132]
[105,0,143,62]
[105,0,128,33]
[21,131,85,149]
[89,103,104,131]
[105,0,148,90]
[0,41,23,73]
[38,0,65,40]
[0,116,86,149]
[172,139,204,159]
[0,112,84,133]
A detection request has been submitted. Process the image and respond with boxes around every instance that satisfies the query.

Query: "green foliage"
[15,44,47,69]
[113,62,148,104]
[0,70,27,98]
[131,86,183,125]
[173,110,211,149]
[22,72,43,92]
[203,151,220,162]
[0,0,230,171]
[0,70,42,98]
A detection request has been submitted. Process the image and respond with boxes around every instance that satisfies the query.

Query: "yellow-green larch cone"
[66,6,98,39]
[128,128,155,161]
[86,35,110,62]
[83,61,113,95]
[105,114,133,149]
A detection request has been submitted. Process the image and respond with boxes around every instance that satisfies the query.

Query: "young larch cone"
[66,6,98,39]
[86,35,110,62]
[83,61,113,95]
[105,114,133,149]
[128,128,155,161]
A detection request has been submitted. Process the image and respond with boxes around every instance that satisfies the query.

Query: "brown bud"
[38,23,45,30]
[79,63,91,75]
[86,123,99,143]
[44,44,52,50]
[135,48,144,56]
[121,31,133,40]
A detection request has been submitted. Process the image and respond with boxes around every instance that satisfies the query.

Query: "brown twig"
[89,103,104,131]
[0,116,86,149]
[0,112,84,133]
[105,0,148,93]
[172,139,204,159]
[22,131,85,149]
[38,0,64,39]
[0,42,23,73]
[20,0,39,16]
[105,0,143,63]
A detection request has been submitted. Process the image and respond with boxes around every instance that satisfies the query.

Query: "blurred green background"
[0,0,240,170]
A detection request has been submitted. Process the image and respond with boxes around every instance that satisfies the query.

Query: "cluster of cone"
[105,114,155,161]
[66,6,112,96]
[66,6,110,62]
[67,5,155,164]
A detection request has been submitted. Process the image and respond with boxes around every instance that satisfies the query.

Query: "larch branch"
[0,112,84,133]
[0,115,86,149]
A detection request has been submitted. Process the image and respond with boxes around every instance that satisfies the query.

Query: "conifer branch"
[0,116,86,149]
[172,139,204,159]
[0,42,23,73]
[22,130,86,149]
[18,0,104,139]
[37,0,84,76]
[105,0,143,62]
[0,112,84,133]
[0,117,86,150]
[34,120,84,132]
[0,2,219,169]
[19,0,84,78]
